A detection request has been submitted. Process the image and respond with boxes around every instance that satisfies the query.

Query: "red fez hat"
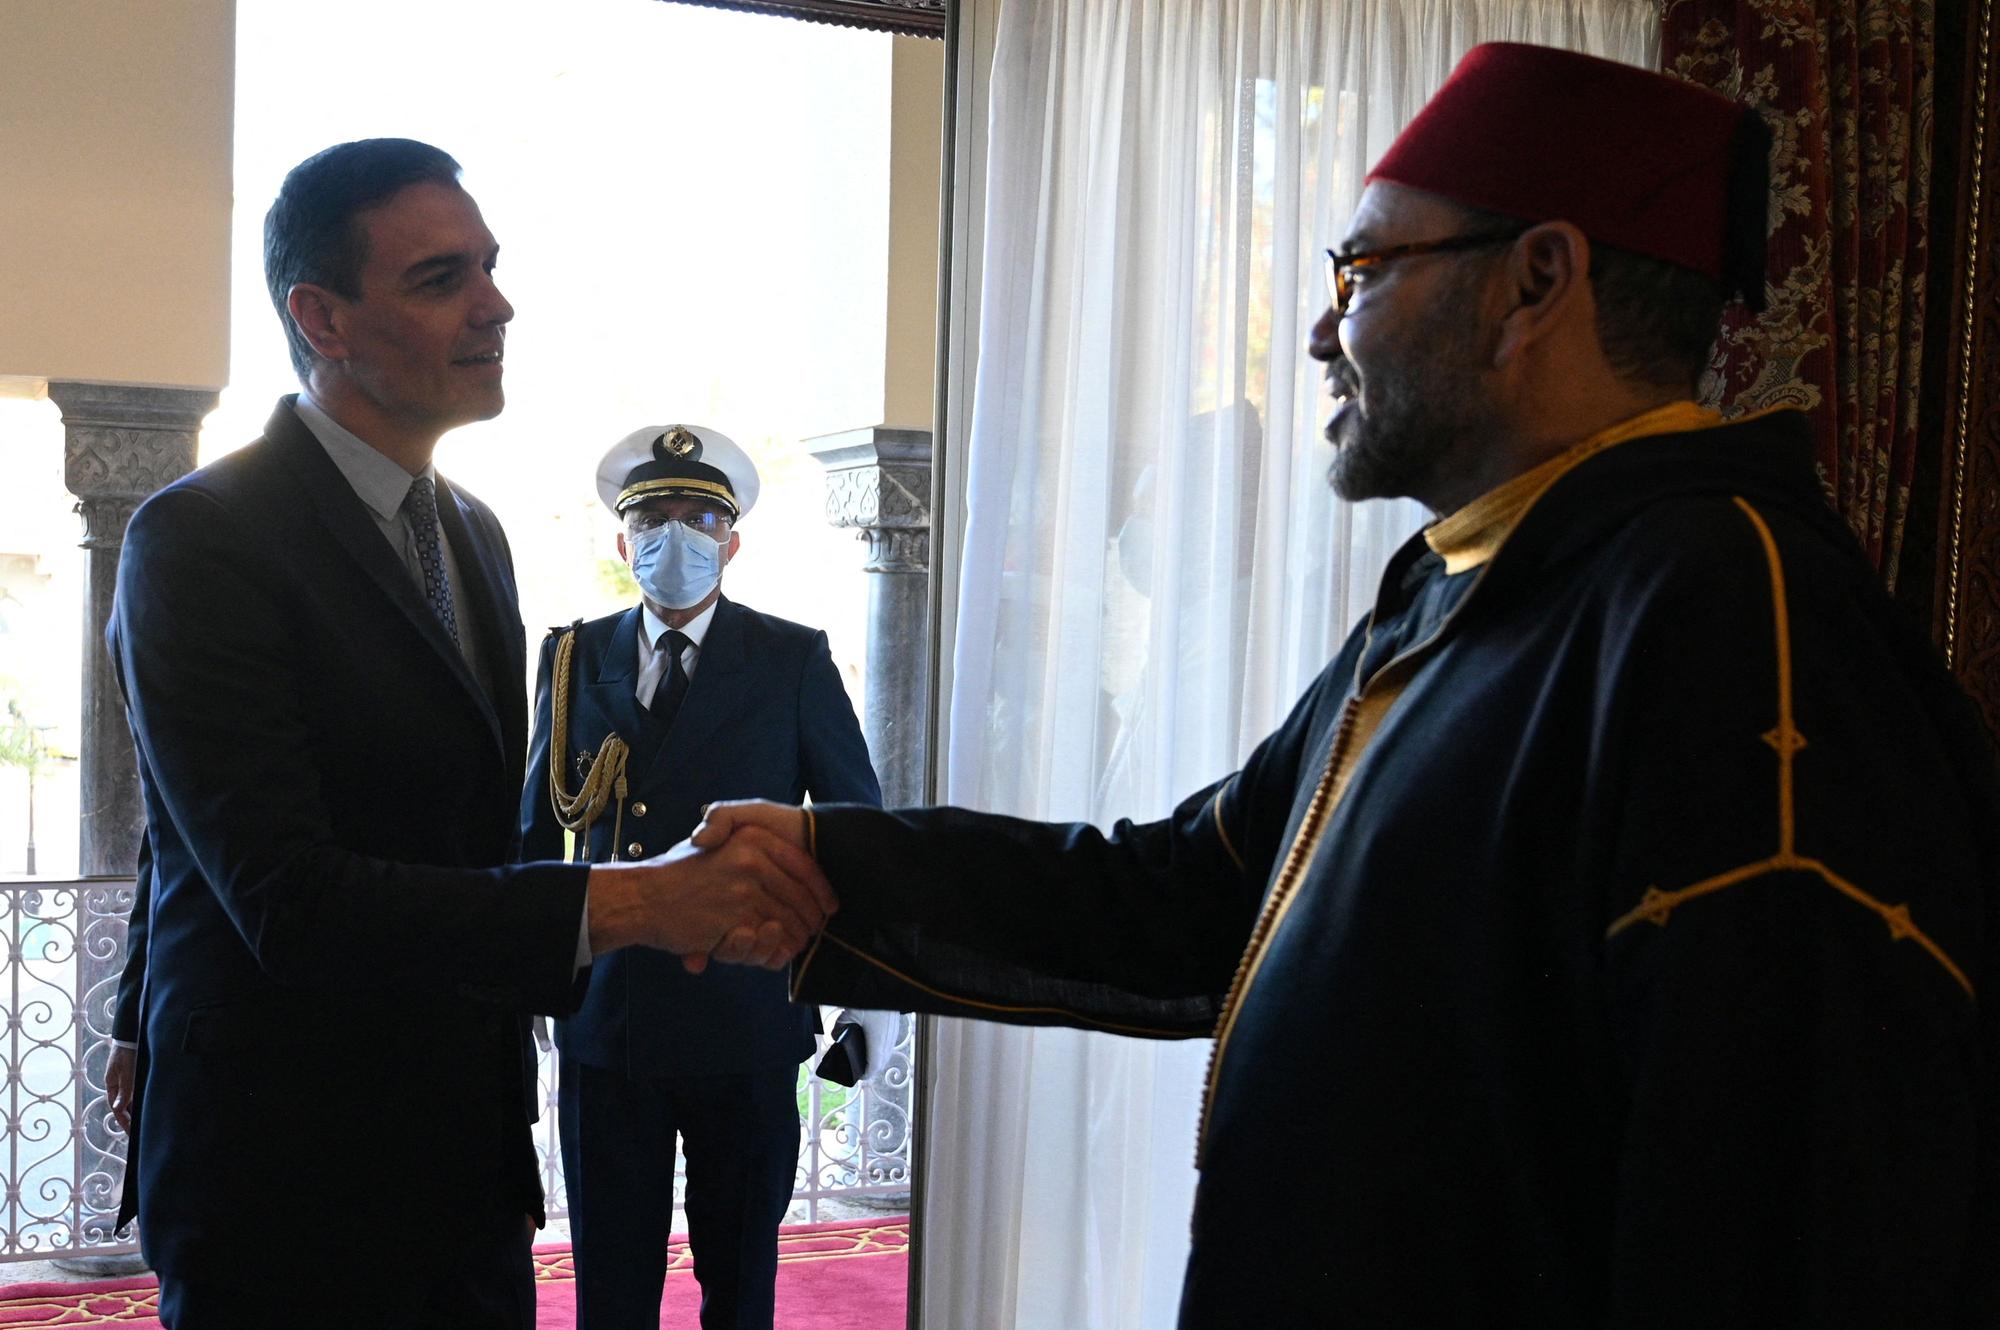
[1367,43,1770,311]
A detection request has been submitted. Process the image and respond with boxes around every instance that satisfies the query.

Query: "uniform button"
[630,801,648,817]
[628,842,645,858]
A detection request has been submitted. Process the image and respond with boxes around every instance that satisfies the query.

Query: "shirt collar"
[294,392,437,524]
[1422,400,1724,575]
[642,598,719,653]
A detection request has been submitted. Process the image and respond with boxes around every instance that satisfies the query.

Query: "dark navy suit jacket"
[108,397,591,1286]
[522,597,879,1076]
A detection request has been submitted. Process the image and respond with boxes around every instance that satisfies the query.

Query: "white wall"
[883,34,946,430]
[0,0,235,389]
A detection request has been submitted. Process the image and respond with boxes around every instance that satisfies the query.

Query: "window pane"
[0,396,82,880]
[204,0,892,707]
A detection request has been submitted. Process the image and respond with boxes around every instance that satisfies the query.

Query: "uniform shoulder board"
[544,618,586,639]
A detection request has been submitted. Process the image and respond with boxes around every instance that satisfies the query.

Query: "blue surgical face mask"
[629,521,727,610]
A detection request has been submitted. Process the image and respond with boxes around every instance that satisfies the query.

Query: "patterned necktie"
[403,476,460,646]
[652,629,692,724]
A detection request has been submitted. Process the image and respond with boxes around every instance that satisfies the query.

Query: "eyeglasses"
[629,510,732,539]
[1323,229,1527,314]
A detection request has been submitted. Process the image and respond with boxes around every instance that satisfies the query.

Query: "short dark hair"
[1587,244,1729,393]
[263,139,464,382]
[1453,203,1728,394]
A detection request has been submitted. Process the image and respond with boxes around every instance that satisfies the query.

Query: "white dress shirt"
[635,599,719,707]
[294,393,488,691]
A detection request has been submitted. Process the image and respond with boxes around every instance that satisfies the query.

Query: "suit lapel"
[641,597,756,791]
[266,398,502,758]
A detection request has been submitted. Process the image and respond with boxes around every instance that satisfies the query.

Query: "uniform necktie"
[651,629,692,724]
[403,476,459,646]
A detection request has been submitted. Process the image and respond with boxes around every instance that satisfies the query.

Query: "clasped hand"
[587,801,821,973]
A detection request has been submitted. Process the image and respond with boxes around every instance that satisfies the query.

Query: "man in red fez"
[693,43,1998,1327]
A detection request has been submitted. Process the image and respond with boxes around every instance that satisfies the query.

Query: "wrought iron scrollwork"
[0,879,915,1265]
[531,1013,918,1223]
[0,880,139,1259]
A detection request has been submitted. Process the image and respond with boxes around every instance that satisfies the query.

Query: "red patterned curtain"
[1662,0,1935,587]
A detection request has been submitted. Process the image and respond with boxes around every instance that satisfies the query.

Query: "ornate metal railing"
[530,1013,918,1224]
[0,877,136,1260]
[0,877,913,1261]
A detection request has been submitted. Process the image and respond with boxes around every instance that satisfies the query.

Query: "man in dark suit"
[108,138,833,1329]
[523,423,881,1329]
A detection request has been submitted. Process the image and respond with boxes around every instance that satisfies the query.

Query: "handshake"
[583,800,831,973]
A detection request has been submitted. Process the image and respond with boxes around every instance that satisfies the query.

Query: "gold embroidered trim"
[1425,401,1799,575]
[1210,780,1245,873]
[788,931,828,1002]
[787,807,827,1001]
[803,930,1199,1038]
[1194,521,1503,1162]
[1604,497,1975,1001]
[1197,696,1359,1163]
[1424,401,1725,573]
[547,628,630,860]
[616,476,739,514]
[1945,0,1994,667]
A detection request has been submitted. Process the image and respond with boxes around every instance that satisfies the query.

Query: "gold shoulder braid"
[546,623,633,861]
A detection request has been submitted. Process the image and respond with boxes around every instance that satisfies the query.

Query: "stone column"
[808,426,934,806]
[808,427,931,1183]
[49,381,215,877]
[48,380,214,1268]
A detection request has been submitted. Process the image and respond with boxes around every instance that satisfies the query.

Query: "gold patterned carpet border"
[532,1217,912,1282]
[0,1218,912,1326]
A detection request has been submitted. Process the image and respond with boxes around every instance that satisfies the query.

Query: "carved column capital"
[808,424,935,809]
[807,426,934,574]
[860,527,931,574]
[75,496,142,551]
[49,381,218,505]
[46,381,217,880]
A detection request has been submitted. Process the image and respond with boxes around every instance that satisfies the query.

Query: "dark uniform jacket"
[522,596,880,1075]
[109,397,591,1285]
[792,408,1999,1327]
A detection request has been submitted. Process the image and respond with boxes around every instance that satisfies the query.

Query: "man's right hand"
[585,820,835,973]
[689,799,812,854]
[107,1044,137,1133]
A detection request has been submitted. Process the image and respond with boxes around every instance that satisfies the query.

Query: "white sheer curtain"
[927,0,1658,1325]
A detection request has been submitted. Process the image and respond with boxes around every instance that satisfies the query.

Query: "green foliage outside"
[0,690,74,877]
[596,556,639,604]
[796,1063,853,1121]
[0,694,69,778]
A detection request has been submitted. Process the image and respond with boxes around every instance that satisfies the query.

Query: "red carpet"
[0,1218,909,1327]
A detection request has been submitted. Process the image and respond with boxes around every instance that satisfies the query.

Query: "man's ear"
[616,530,630,563]
[286,283,350,364]
[1492,221,1591,370]
[723,530,741,565]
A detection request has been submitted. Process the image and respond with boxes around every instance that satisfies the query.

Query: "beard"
[1326,274,1503,506]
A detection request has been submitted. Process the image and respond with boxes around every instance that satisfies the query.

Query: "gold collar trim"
[1424,401,1725,574]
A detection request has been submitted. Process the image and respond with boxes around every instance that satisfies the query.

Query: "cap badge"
[654,426,702,463]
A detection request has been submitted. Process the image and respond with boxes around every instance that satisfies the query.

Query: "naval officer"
[523,423,881,1328]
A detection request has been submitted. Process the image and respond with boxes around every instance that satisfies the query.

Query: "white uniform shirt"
[635,599,719,707]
